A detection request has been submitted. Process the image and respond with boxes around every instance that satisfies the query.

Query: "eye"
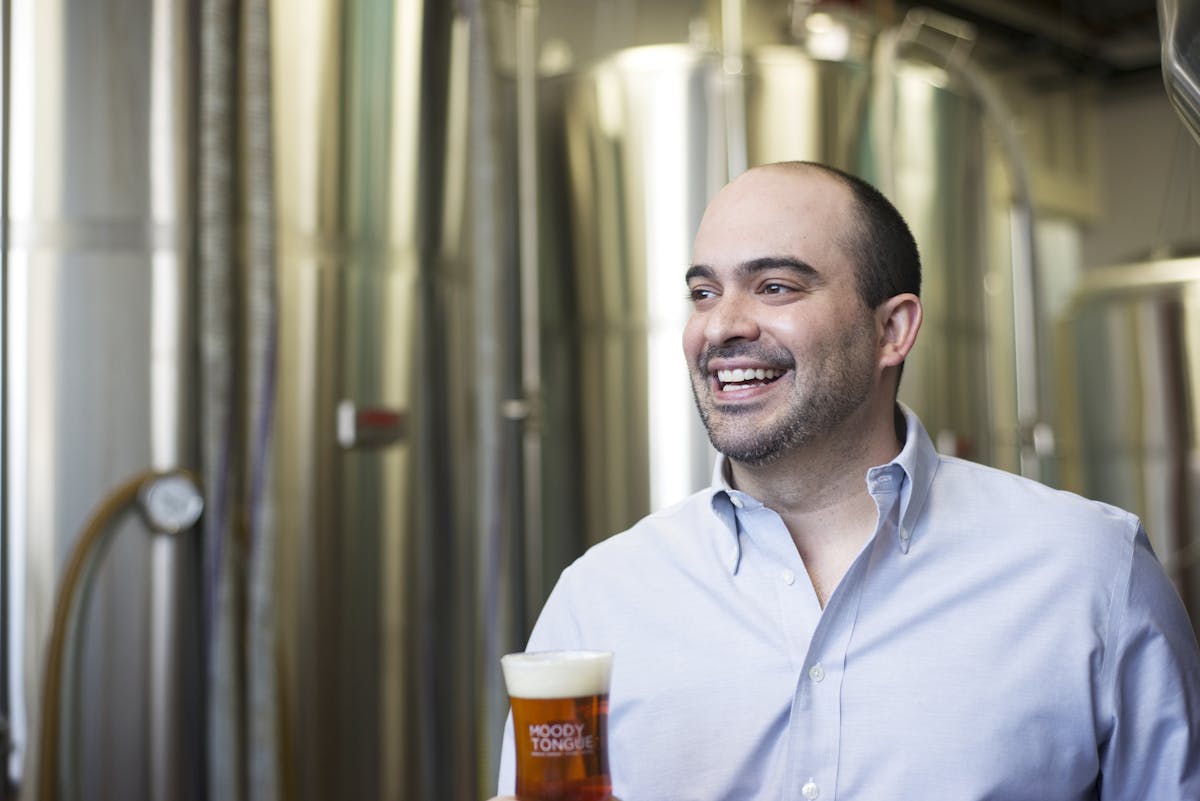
[760,281,799,296]
[687,285,717,303]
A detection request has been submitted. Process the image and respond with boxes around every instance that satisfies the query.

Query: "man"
[492,162,1200,800]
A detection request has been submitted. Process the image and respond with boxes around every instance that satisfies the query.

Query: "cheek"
[754,309,810,353]
[761,313,800,340]
[681,316,705,360]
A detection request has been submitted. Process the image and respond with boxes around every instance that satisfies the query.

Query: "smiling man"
[493,162,1200,800]
[681,164,921,609]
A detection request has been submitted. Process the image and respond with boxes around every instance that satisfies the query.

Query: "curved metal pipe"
[37,471,201,801]
[1159,0,1200,145]
[950,56,1046,479]
[871,9,1047,478]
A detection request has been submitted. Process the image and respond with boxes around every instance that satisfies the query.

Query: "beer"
[501,650,613,801]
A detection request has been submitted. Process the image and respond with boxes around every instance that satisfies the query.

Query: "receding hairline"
[729,160,852,191]
[736,161,864,255]
[748,160,851,181]
[726,162,905,310]
[732,162,860,216]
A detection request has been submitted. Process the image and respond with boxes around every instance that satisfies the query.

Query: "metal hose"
[239,0,280,797]
[36,471,201,801]
[198,0,241,798]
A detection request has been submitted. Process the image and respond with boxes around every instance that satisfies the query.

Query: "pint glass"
[501,650,613,801]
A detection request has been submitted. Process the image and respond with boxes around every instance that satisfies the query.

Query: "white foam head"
[501,650,613,699]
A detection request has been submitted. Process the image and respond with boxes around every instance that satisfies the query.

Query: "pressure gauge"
[139,472,204,534]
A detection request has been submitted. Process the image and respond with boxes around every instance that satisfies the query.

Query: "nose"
[703,291,760,346]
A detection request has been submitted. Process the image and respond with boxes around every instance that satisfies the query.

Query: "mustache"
[698,343,796,373]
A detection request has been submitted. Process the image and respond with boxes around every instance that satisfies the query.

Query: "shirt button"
[802,780,820,799]
[781,569,796,585]
[808,664,825,682]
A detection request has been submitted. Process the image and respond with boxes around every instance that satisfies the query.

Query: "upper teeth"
[716,368,783,383]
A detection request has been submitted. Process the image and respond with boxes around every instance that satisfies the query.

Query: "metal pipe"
[0,0,13,788]
[465,0,504,794]
[239,0,279,798]
[1159,0,1200,144]
[721,0,747,177]
[869,25,900,198]
[949,51,1046,479]
[198,0,242,798]
[514,0,544,646]
[147,1,192,799]
[872,9,1047,479]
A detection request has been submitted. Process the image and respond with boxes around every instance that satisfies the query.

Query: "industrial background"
[1,0,1198,800]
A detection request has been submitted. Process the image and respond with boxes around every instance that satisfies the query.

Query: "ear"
[875,293,922,369]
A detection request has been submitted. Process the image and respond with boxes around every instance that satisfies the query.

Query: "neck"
[727,400,904,536]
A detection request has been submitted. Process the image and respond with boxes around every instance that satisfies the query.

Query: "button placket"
[784,520,884,801]
[736,504,818,667]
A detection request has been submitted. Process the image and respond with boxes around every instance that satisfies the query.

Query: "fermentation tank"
[4,1,200,799]
[1058,257,1200,628]
[562,45,727,546]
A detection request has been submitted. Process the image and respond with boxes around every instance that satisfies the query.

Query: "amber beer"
[501,650,613,801]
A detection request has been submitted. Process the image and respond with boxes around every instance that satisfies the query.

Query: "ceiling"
[910,0,1163,79]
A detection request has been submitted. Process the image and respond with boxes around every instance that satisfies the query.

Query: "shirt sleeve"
[497,565,585,795]
[1100,526,1200,799]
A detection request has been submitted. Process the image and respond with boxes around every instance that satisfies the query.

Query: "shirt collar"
[707,458,745,573]
[874,403,939,553]
[706,403,941,570]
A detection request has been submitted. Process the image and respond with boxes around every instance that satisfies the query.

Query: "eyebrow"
[685,256,822,284]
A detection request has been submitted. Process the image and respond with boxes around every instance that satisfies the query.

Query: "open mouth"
[715,367,785,392]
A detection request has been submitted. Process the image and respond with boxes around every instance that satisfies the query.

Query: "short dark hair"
[777,161,922,309]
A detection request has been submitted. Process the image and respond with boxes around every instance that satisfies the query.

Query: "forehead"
[691,167,856,273]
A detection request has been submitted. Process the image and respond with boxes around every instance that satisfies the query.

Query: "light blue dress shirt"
[498,407,1200,800]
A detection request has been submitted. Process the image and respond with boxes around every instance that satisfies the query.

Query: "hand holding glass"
[501,650,613,801]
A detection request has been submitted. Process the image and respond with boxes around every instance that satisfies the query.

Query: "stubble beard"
[691,323,877,467]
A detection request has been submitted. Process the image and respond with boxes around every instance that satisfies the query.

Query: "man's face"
[683,167,882,466]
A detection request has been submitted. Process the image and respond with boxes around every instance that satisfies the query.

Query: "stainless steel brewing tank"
[866,59,996,467]
[743,42,871,171]
[5,1,198,798]
[1058,258,1200,630]
[562,45,727,545]
[271,2,474,799]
